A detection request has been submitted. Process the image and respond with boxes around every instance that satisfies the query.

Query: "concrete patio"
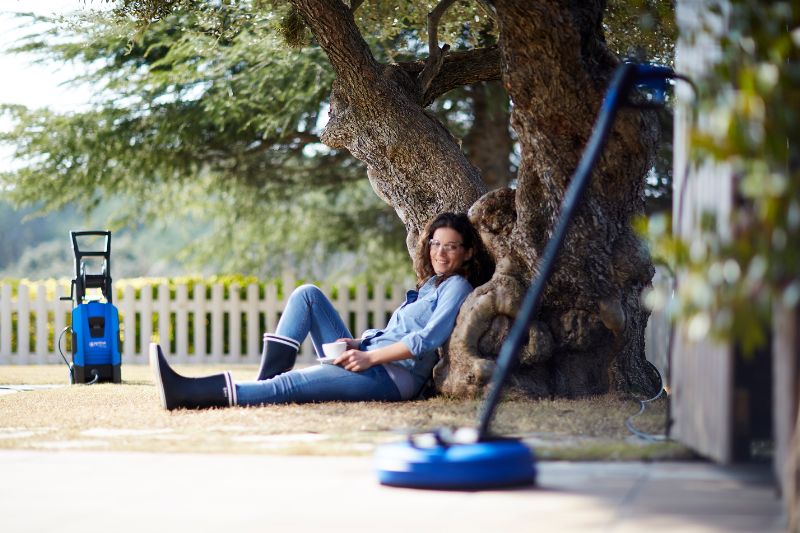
[0,451,783,532]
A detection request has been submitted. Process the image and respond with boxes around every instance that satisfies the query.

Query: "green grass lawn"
[0,364,693,460]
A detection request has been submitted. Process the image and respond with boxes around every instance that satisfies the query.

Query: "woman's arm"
[334,342,412,372]
[400,276,473,359]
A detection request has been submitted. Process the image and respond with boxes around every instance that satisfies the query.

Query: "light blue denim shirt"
[359,275,473,395]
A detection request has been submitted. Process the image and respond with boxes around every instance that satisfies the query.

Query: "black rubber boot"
[149,343,236,410]
[256,334,300,380]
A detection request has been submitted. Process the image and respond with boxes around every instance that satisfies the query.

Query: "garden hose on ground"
[625,360,668,443]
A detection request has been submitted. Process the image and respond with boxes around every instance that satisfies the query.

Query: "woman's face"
[429,227,473,276]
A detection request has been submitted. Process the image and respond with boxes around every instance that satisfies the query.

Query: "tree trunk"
[291,0,486,254]
[292,0,660,399]
[437,0,660,398]
[461,81,515,190]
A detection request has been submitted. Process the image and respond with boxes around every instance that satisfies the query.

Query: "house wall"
[674,2,798,521]
[774,305,800,517]
[671,0,735,464]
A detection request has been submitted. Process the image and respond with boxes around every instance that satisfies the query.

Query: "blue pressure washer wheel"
[375,432,536,490]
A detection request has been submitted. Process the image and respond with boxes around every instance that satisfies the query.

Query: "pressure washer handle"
[476,62,680,440]
[71,230,112,257]
[60,280,76,302]
[69,230,113,304]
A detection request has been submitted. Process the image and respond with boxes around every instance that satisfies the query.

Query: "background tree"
[2,0,674,398]
[1,5,407,280]
[2,2,512,280]
[263,0,664,397]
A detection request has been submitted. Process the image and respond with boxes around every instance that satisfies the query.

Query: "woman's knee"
[287,284,323,306]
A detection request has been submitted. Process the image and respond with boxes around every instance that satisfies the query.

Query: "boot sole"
[149,343,169,410]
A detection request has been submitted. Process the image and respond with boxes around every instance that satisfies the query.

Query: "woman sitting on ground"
[150,212,493,410]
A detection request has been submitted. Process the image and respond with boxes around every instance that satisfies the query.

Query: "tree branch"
[475,0,498,20]
[398,46,502,106]
[417,0,457,101]
[289,0,380,88]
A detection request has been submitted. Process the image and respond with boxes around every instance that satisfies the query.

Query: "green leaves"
[1,5,407,279]
[605,0,676,65]
[1,1,678,284]
[642,1,800,355]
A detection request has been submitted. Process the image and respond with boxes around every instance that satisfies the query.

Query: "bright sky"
[0,0,105,111]
[0,1,112,170]
[0,2,331,169]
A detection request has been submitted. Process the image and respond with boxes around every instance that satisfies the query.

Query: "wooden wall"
[671,0,736,464]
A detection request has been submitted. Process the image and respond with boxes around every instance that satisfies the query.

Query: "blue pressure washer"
[58,231,121,384]
[375,62,686,490]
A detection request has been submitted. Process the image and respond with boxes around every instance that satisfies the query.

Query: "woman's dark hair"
[414,212,494,288]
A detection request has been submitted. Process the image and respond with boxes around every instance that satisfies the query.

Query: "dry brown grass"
[0,364,693,460]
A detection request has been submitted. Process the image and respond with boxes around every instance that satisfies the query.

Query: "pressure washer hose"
[56,326,74,384]
[56,326,101,385]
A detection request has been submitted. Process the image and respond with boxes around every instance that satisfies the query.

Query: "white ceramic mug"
[322,341,347,359]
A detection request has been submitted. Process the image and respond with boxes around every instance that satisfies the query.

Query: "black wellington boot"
[256,334,300,380]
[149,343,236,410]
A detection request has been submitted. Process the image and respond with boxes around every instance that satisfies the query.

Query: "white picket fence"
[1,272,672,371]
[0,275,408,366]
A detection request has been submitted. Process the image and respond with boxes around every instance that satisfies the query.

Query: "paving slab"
[0,451,784,533]
[0,384,64,396]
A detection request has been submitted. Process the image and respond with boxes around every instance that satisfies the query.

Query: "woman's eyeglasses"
[429,240,463,254]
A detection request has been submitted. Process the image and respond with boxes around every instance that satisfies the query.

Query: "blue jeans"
[235,285,401,405]
[275,284,352,356]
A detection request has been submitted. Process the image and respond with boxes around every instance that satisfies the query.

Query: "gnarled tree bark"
[290,0,660,399]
